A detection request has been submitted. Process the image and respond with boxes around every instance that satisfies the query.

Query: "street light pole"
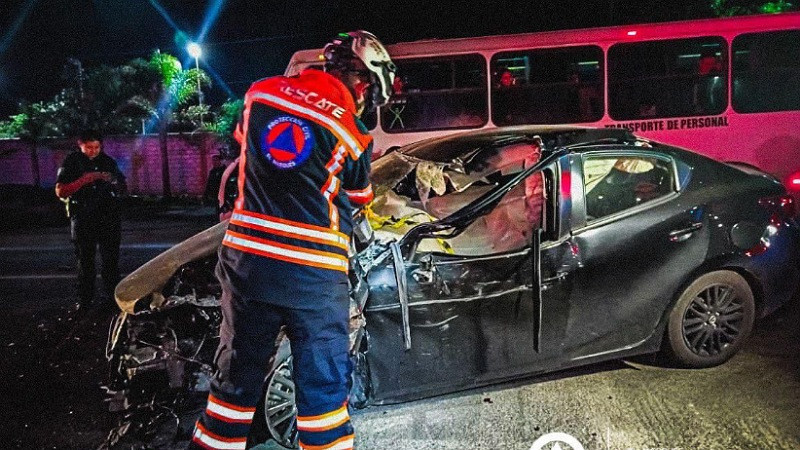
[195,56,202,107]
[187,42,204,125]
[67,58,86,126]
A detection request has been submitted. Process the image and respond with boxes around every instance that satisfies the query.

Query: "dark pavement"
[0,201,216,449]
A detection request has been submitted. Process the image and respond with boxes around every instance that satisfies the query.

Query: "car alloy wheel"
[682,284,746,356]
[264,356,299,448]
[665,270,755,368]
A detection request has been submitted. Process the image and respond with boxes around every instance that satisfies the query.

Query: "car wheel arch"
[677,254,764,313]
[720,265,766,319]
[652,260,764,350]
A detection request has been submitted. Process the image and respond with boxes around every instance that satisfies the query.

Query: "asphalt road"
[0,205,218,449]
[1,207,798,450]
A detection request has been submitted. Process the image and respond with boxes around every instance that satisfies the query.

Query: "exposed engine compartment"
[102,255,222,447]
[102,221,385,447]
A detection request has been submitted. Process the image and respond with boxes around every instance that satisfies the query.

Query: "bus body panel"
[285,12,800,191]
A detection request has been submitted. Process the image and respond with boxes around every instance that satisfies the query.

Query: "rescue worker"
[189,31,395,450]
[55,130,126,310]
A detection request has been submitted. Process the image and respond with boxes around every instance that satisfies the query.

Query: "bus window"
[491,46,603,125]
[608,37,727,120]
[361,108,377,130]
[733,30,800,114]
[380,54,488,133]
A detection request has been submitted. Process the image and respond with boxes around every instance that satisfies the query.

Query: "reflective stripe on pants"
[189,283,354,449]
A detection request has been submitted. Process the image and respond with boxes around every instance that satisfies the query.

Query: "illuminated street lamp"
[187,42,204,123]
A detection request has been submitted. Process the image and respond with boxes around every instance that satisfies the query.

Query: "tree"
[710,0,796,16]
[0,113,28,139]
[208,98,244,154]
[145,50,212,197]
[18,96,78,142]
[80,58,163,134]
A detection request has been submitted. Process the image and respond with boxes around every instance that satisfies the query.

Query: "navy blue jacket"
[217,69,374,306]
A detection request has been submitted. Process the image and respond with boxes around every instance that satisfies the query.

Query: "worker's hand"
[80,172,99,184]
[80,172,111,185]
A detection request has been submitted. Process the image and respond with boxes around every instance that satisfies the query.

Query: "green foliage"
[172,104,212,131]
[0,113,27,138]
[710,0,796,16]
[146,51,213,132]
[172,68,212,108]
[211,99,244,138]
[149,51,183,89]
[203,99,245,154]
[1,50,230,141]
[81,58,163,134]
[761,0,795,12]
[18,95,83,140]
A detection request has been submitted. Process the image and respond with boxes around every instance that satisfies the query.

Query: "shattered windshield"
[369,137,545,255]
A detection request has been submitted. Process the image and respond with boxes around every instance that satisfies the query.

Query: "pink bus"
[287,12,800,193]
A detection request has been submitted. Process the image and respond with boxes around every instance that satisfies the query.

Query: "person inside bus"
[499,69,517,88]
[570,66,602,122]
[698,48,723,76]
[638,99,658,118]
[392,74,405,94]
[694,47,723,113]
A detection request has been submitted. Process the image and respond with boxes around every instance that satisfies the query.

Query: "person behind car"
[188,31,396,450]
[203,155,227,207]
[217,155,239,222]
[55,130,126,311]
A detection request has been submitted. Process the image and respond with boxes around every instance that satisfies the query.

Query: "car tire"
[664,270,755,368]
[247,341,298,449]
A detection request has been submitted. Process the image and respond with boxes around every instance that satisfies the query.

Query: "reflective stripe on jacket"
[217,69,373,304]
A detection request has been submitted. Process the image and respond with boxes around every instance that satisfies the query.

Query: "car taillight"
[786,171,800,192]
[759,194,796,225]
[747,194,793,257]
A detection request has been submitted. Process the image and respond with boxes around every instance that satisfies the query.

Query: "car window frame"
[570,149,682,232]
[403,152,568,260]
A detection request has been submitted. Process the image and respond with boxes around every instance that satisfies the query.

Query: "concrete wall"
[0,133,226,197]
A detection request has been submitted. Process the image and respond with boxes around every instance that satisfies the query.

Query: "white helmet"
[324,30,396,109]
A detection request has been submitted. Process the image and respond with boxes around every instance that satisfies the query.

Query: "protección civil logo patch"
[261,116,315,169]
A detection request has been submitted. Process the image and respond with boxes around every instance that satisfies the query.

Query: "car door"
[557,150,709,358]
[363,165,561,404]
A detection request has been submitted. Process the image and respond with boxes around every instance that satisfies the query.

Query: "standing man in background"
[55,130,126,311]
[189,31,395,450]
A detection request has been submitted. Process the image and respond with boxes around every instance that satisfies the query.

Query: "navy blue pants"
[190,283,354,450]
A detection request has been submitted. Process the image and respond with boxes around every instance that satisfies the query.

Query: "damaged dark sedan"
[105,126,800,448]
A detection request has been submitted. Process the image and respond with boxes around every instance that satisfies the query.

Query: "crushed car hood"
[114,220,227,313]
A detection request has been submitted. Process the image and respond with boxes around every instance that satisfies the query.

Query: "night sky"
[0,0,710,117]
